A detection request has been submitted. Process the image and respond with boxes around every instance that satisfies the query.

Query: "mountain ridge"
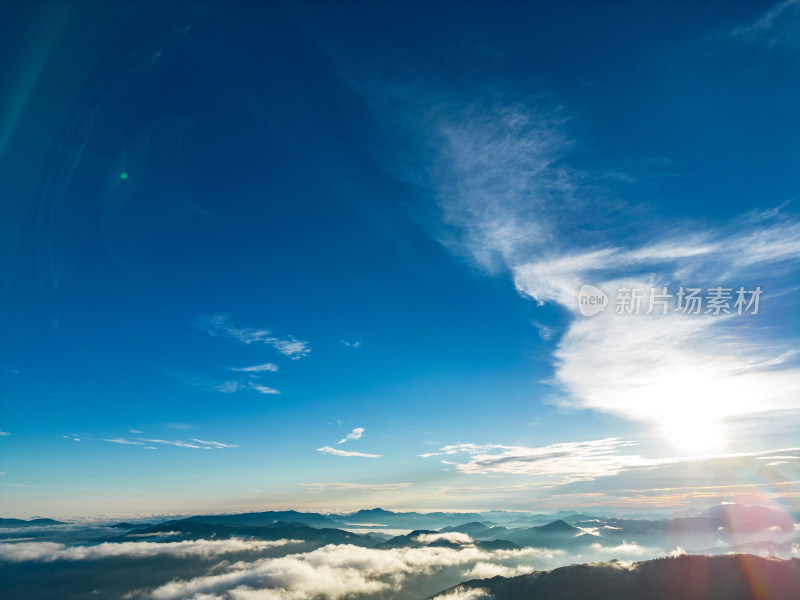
[431,554,800,600]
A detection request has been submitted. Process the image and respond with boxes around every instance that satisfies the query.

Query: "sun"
[660,416,725,454]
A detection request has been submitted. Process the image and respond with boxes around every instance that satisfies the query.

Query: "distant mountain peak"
[352,508,394,516]
[535,519,579,533]
[439,521,491,536]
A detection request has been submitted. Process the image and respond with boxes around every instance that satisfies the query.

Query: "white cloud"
[125,531,181,539]
[421,438,666,483]
[140,541,671,600]
[178,372,279,396]
[336,427,364,445]
[462,561,533,578]
[431,587,494,600]
[103,438,145,446]
[0,539,298,562]
[271,338,311,359]
[198,315,310,359]
[214,379,280,395]
[191,439,239,449]
[587,541,650,556]
[140,438,209,449]
[231,363,279,373]
[393,90,800,450]
[124,438,237,450]
[509,228,800,449]
[339,529,415,538]
[423,99,573,274]
[0,430,10,437]
[145,544,515,600]
[530,320,555,341]
[250,383,280,395]
[754,455,800,460]
[340,340,362,348]
[317,428,376,457]
[421,438,800,484]
[217,381,245,394]
[317,446,382,458]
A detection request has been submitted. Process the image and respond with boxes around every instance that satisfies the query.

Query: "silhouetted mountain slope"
[476,511,559,527]
[379,530,518,551]
[702,503,794,526]
[117,519,376,546]
[558,505,799,549]
[503,519,588,548]
[433,554,800,600]
[0,518,66,527]
[699,537,800,557]
[343,508,484,529]
[347,508,396,520]
[599,517,668,535]
[479,525,513,540]
[125,520,241,539]
[186,510,347,529]
[110,522,151,529]
[379,530,458,549]
[477,539,520,551]
[532,519,578,533]
[671,504,797,535]
[440,522,489,536]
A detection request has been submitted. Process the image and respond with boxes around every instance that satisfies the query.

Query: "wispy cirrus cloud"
[191,439,239,448]
[371,85,800,450]
[198,315,310,359]
[421,438,800,486]
[173,372,275,396]
[103,438,145,446]
[297,482,412,492]
[231,363,279,372]
[249,382,280,395]
[726,0,800,50]
[337,427,364,445]
[215,380,244,394]
[317,446,381,458]
[421,438,663,483]
[423,99,575,274]
[340,340,362,348]
[178,373,281,396]
[100,437,238,450]
[510,222,800,449]
[140,438,210,449]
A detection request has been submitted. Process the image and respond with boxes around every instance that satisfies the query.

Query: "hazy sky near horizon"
[1,0,799,518]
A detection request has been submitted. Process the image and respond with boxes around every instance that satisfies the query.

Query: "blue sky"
[1,0,799,518]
